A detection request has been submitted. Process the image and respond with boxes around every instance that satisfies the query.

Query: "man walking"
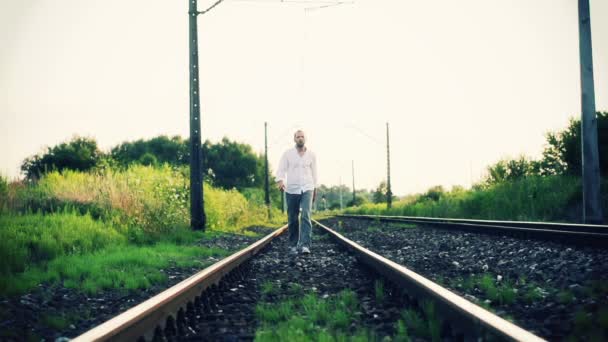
[275,130,318,254]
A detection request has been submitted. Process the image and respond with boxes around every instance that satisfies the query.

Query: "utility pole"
[386,122,392,209]
[339,176,343,210]
[264,122,271,219]
[578,0,603,224]
[189,0,205,230]
[352,160,356,205]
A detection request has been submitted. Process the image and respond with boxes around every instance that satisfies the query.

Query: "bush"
[345,175,605,222]
[21,136,103,180]
[7,165,284,236]
[0,174,8,213]
[0,211,126,276]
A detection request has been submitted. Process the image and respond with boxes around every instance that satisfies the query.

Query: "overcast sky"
[1,0,607,196]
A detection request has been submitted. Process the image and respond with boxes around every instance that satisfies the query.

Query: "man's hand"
[277,180,286,191]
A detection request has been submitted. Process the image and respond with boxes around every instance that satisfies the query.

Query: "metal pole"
[578,0,603,224]
[352,160,356,205]
[189,0,205,230]
[264,122,271,218]
[386,122,392,209]
[339,176,343,210]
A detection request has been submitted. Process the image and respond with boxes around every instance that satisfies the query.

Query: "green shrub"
[0,211,126,277]
[0,174,8,212]
[7,165,284,236]
[345,175,604,223]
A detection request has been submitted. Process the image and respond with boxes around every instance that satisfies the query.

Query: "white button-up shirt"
[275,147,318,194]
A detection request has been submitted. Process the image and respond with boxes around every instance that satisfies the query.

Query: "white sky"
[1,0,607,196]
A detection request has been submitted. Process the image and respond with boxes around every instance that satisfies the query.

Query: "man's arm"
[312,153,318,202]
[275,152,288,191]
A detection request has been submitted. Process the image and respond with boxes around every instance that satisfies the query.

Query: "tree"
[484,156,538,185]
[347,194,368,207]
[111,135,265,191]
[539,112,607,177]
[203,137,265,190]
[420,185,445,202]
[111,135,188,167]
[21,136,102,180]
[372,180,397,204]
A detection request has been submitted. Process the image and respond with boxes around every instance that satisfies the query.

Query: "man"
[275,130,318,255]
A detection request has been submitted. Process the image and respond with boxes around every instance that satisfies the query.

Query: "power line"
[198,0,227,15]
[344,123,383,145]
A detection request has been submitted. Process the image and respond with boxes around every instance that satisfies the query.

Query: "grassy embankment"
[345,175,608,223]
[0,165,284,297]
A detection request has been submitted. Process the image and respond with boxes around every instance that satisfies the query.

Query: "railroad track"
[339,214,608,247]
[73,221,545,341]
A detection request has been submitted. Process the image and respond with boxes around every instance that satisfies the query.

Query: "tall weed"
[7,165,283,235]
[345,176,604,222]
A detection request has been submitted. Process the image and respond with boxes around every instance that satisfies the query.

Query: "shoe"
[289,247,298,255]
[301,247,311,254]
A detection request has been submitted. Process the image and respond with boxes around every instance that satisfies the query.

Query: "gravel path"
[319,217,608,340]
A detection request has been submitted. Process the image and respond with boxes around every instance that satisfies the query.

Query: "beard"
[296,141,305,148]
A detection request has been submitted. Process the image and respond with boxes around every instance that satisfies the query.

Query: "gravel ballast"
[318,216,608,340]
[180,229,411,340]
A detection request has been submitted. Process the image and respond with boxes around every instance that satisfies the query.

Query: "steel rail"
[72,224,288,342]
[339,214,608,247]
[313,219,546,341]
[340,214,608,232]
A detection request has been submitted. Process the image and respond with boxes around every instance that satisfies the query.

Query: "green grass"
[366,223,416,233]
[1,165,287,299]
[0,211,127,276]
[3,242,229,296]
[374,280,385,304]
[261,281,277,297]
[288,282,304,295]
[254,290,452,340]
[255,290,373,341]
[367,226,381,233]
[41,314,71,330]
[394,320,411,342]
[458,274,517,306]
[389,223,417,229]
[522,285,545,304]
[345,175,607,223]
[8,166,285,236]
[563,282,608,341]
[400,301,442,342]
[557,290,574,304]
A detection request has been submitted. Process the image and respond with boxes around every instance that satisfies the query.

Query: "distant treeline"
[18,111,607,211]
[481,111,607,185]
[21,136,267,191]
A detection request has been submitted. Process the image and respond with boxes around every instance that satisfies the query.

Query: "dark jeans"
[286,190,313,249]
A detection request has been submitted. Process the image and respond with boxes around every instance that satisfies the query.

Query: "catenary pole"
[352,160,356,204]
[189,0,205,230]
[186,0,346,226]
[578,0,603,224]
[386,122,392,209]
[264,122,271,218]
[339,176,343,210]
